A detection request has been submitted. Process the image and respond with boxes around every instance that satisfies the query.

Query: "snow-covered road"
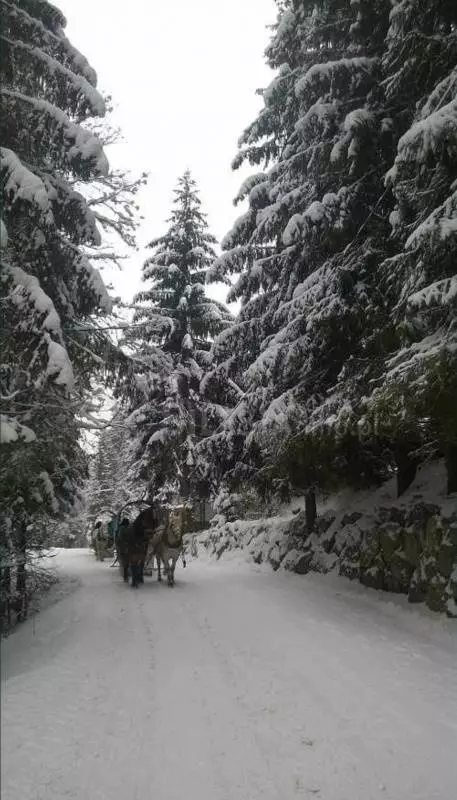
[1,549,456,800]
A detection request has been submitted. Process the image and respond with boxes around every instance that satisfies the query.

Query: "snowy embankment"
[200,461,457,617]
[1,549,82,637]
[27,549,82,614]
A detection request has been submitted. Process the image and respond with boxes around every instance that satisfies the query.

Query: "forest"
[1,0,456,626]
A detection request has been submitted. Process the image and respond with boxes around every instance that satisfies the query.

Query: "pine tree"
[87,412,133,520]
[205,0,395,505]
[132,170,231,352]
[78,114,148,272]
[0,0,115,609]
[363,0,457,493]
[120,172,232,502]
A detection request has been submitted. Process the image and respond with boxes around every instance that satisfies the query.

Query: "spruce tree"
[0,0,114,604]
[87,412,133,520]
[364,0,457,493]
[205,0,394,505]
[120,172,232,503]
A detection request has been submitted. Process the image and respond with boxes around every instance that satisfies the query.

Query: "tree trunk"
[396,446,418,498]
[305,489,317,535]
[15,520,27,622]
[446,443,457,495]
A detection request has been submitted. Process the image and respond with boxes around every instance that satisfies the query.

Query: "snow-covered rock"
[201,461,457,616]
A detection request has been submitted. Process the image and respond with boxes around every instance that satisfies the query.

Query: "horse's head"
[166,506,186,546]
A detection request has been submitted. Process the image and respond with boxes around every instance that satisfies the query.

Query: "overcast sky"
[58,0,277,306]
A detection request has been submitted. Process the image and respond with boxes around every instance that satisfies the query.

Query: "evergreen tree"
[205,0,394,504]
[364,0,457,493]
[120,172,232,502]
[86,411,133,521]
[0,1,116,606]
[78,115,148,272]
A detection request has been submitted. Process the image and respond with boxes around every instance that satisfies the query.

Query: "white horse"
[150,507,186,587]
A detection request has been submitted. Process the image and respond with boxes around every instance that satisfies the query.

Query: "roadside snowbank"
[200,461,457,617]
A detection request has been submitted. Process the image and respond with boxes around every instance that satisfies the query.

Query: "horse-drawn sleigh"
[90,494,201,589]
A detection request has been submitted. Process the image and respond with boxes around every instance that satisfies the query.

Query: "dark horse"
[117,516,150,588]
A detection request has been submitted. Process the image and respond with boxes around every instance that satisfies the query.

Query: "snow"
[248,180,269,207]
[1,548,456,800]
[282,213,303,245]
[330,138,345,163]
[6,3,96,87]
[12,40,105,115]
[0,217,8,248]
[2,90,109,177]
[60,35,98,86]
[75,253,112,313]
[386,98,457,184]
[202,460,457,580]
[295,58,377,98]
[383,329,456,381]
[282,191,345,246]
[0,415,36,444]
[233,173,267,205]
[305,200,326,222]
[275,8,296,39]
[220,211,252,251]
[295,100,337,136]
[408,276,457,309]
[1,147,53,219]
[420,68,457,119]
[6,266,61,333]
[404,189,457,250]
[182,333,194,350]
[440,215,457,239]
[45,336,75,390]
[389,209,401,229]
[39,471,59,513]
[343,108,374,133]
[147,429,168,445]
[259,390,298,430]
[245,342,281,385]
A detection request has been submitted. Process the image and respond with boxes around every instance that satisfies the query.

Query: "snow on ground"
[275,459,453,521]
[1,548,456,800]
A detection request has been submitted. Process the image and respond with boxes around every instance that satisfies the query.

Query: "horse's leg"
[131,563,139,588]
[156,554,162,583]
[171,555,178,586]
[167,557,173,587]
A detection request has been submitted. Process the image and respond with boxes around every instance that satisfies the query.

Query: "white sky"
[58,0,277,307]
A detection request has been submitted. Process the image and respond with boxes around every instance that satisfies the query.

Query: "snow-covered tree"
[78,115,148,273]
[363,0,457,493]
[0,0,117,609]
[85,411,133,521]
[119,172,232,502]
[132,170,231,352]
[204,0,395,510]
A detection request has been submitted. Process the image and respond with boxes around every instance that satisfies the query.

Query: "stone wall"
[280,502,457,616]
[201,466,457,617]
